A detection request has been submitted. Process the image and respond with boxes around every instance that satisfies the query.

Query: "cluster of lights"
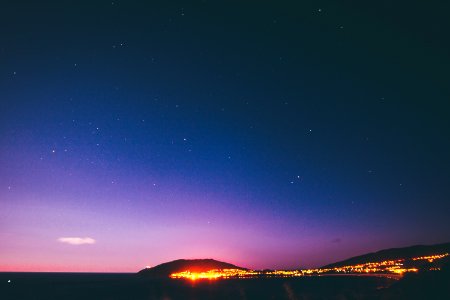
[169,253,449,280]
[170,269,306,280]
[322,259,413,275]
[412,253,448,262]
[170,269,259,280]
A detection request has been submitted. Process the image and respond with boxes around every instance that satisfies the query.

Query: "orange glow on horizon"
[170,269,260,280]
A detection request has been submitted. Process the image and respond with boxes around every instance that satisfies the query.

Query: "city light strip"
[169,253,449,280]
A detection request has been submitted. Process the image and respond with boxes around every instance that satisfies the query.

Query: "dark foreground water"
[0,272,448,300]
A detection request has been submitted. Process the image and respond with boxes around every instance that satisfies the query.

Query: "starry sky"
[1,1,450,272]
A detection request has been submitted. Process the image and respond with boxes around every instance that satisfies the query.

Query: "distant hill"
[322,242,450,268]
[138,259,246,277]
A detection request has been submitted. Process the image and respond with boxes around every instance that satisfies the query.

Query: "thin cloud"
[58,237,96,245]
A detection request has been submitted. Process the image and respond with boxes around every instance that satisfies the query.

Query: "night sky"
[1,1,450,272]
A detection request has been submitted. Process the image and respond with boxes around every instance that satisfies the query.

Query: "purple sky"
[1,1,450,272]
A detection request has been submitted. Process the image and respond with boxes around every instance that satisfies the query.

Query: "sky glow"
[1,1,449,272]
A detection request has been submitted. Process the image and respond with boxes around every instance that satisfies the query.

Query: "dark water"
[0,272,447,300]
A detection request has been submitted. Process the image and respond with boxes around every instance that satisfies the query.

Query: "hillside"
[322,242,450,268]
[138,259,246,277]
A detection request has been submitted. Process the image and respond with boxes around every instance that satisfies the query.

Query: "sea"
[0,272,400,300]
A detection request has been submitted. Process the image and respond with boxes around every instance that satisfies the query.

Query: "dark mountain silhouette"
[322,242,450,268]
[138,259,246,277]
